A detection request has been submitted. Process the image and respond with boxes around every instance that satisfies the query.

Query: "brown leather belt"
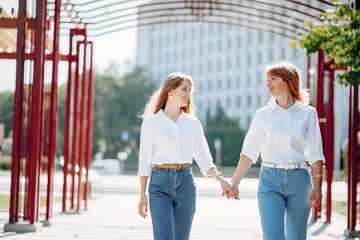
[153,163,190,169]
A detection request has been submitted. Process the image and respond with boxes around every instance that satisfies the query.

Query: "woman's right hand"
[138,195,148,218]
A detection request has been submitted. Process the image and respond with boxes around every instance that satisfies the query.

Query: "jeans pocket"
[151,168,166,178]
[184,167,193,178]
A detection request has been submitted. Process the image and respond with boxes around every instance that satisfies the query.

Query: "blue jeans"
[257,167,312,240]
[149,167,196,240]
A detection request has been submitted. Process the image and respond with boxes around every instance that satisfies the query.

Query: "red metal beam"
[28,0,47,224]
[325,60,334,222]
[46,0,61,221]
[84,41,93,210]
[9,0,27,223]
[347,84,358,231]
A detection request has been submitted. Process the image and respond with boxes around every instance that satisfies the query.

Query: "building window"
[269,49,274,61]
[248,33,253,46]
[258,72,263,84]
[227,98,231,108]
[247,95,251,105]
[218,40,222,52]
[183,49,187,59]
[236,76,241,87]
[237,56,241,68]
[257,94,262,106]
[192,27,196,39]
[183,30,188,41]
[237,96,241,108]
[227,38,232,50]
[218,25,223,34]
[270,34,275,42]
[199,63,203,74]
[217,79,222,90]
[227,58,232,69]
[200,45,204,56]
[208,42,213,54]
[200,25,204,39]
[227,78,231,89]
[258,51,262,64]
[209,24,213,34]
[259,31,264,43]
[208,81,212,91]
[237,36,242,47]
[281,47,286,59]
[247,115,252,126]
[217,60,222,71]
[247,74,251,86]
[191,46,195,58]
[174,32,179,44]
[208,61,213,73]
[247,54,252,66]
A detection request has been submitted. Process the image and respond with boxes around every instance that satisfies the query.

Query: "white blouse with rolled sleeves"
[241,100,325,165]
[137,109,216,177]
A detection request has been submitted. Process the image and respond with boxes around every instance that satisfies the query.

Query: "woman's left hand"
[219,178,239,200]
[310,187,322,207]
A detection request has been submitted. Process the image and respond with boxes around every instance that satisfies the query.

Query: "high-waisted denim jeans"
[257,166,312,240]
[149,167,196,240]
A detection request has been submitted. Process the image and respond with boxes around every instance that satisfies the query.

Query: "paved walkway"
[0,175,358,239]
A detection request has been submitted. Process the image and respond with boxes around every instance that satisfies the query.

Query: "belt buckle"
[285,163,295,170]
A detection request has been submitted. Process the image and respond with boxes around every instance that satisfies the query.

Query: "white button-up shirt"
[241,100,325,165]
[137,109,216,177]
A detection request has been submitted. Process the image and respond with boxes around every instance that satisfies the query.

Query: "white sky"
[0,0,137,92]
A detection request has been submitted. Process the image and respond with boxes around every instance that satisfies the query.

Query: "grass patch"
[324,201,360,219]
[0,194,62,212]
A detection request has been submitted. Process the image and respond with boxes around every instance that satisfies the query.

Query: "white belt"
[262,162,310,170]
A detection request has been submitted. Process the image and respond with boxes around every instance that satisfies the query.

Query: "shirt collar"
[157,109,187,121]
[269,99,304,112]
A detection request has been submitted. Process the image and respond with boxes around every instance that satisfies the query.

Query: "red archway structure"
[1,0,357,236]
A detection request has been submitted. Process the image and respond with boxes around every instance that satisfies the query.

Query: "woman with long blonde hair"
[137,72,237,240]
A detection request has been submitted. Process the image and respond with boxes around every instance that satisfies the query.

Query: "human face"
[266,75,289,98]
[170,80,191,108]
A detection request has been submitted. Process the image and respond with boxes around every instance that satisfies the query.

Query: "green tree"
[205,104,245,166]
[92,65,156,159]
[0,91,14,138]
[290,1,360,85]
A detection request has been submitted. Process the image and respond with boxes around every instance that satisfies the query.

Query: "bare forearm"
[311,160,323,189]
[140,176,149,197]
[231,155,253,186]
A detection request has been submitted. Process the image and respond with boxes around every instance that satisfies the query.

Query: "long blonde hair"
[141,72,195,119]
[265,61,310,105]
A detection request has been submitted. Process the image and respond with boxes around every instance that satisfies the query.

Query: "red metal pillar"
[70,42,81,210]
[77,39,87,211]
[46,0,61,221]
[84,42,94,209]
[324,61,334,222]
[345,84,359,236]
[28,0,47,223]
[313,49,324,221]
[9,0,27,223]
[62,30,75,212]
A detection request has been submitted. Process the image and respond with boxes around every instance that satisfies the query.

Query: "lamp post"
[214,138,222,170]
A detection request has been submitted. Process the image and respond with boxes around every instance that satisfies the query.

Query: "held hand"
[138,195,148,218]
[310,187,322,207]
[219,178,239,200]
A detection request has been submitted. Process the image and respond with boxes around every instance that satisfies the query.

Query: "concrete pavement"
[0,175,358,240]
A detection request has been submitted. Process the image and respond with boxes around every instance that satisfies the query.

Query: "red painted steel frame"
[46,0,61,221]
[62,30,74,212]
[84,42,94,210]
[324,61,334,222]
[77,39,87,212]
[312,50,324,221]
[9,0,27,223]
[28,0,47,223]
[347,84,358,231]
[62,28,89,212]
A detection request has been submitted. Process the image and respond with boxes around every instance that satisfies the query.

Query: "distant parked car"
[90,159,121,175]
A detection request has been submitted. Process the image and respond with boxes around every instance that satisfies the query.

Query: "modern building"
[136,0,348,173]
